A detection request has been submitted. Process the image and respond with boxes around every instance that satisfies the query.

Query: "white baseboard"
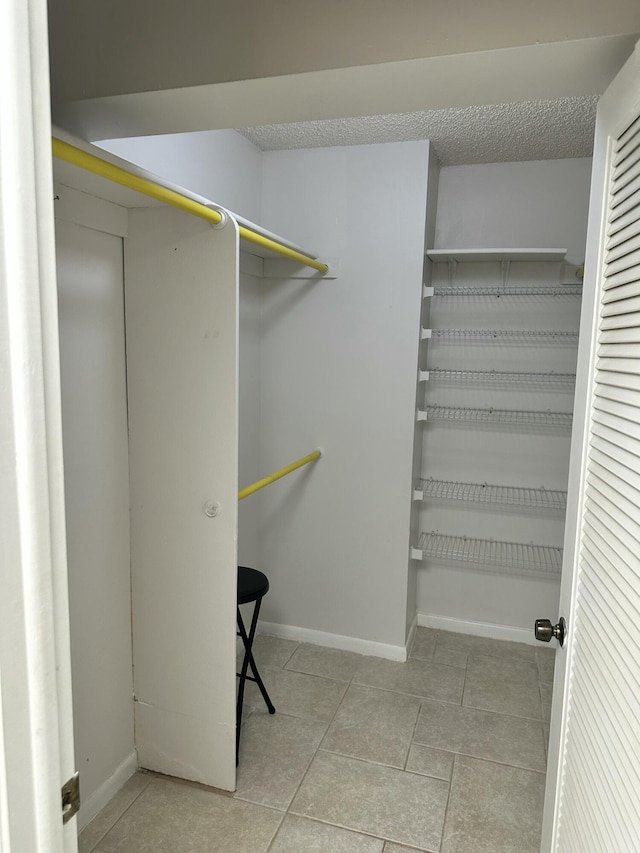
[258,621,407,662]
[418,613,537,646]
[77,749,138,831]
[405,614,418,656]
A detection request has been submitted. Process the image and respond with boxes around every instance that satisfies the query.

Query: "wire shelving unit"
[431,285,583,297]
[420,369,576,387]
[413,477,567,511]
[417,406,573,428]
[427,328,579,342]
[411,531,563,576]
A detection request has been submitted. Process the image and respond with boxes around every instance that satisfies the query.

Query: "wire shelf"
[432,285,583,297]
[429,329,579,342]
[413,531,563,576]
[425,369,576,386]
[414,478,567,510]
[419,405,573,427]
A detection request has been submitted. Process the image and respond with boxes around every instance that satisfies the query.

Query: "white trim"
[257,621,407,662]
[1,0,76,848]
[0,673,11,852]
[418,613,537,646]
[405,614,418,658]
[76,751,138,832]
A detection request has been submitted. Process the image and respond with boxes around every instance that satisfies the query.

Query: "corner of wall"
[424,143,441,252]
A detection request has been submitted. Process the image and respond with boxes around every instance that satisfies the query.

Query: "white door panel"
[542,40,640,852]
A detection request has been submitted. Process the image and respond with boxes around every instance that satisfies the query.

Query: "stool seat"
[236,566,275,765]
[238,566,269,604]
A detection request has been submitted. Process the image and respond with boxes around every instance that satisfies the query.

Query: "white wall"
[55,210,135,822]
[435,158,592,266]
[420,158,591,636]
[98,129,263,222]
[256,141,430,655]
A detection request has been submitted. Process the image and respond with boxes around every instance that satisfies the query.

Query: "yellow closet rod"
[52,138,329,274]
[238,450,322,501]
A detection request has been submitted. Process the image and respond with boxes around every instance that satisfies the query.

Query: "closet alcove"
[53,133,329,812]
[54,130,590,829]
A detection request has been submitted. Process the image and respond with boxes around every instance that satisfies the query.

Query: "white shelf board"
[426,248,568,262]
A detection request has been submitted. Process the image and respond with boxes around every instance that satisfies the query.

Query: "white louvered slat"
[600,307,640,328]
[583,521,640,614]
[609,186,640,222]
[570,661,639,837]
[605,213,640,252]
[600,264,640,289]
[593,393,640,425]
[555,87,640,852]
[601,292,640,315]
[594,379,640,409]
[596,368,640,391]
[604,247,640,277]
[607,205,640,240]
[611,166,640,207]
[589,451,640,510]
[601,278,640,304]
[590,428,640,469]
[583,504,640,594]
[613,113,640,162]
[615,148,640,185]
[592,406,640,444]
[574,618,640,783]
[577,596,640,748]
[587,467,640,540]
[596,355,640,377]
[584,492,640,574]
[581,529,640,653]
[599,325,640,344]
[597,341,640,359]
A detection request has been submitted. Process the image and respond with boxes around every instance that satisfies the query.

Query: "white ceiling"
[238,96,599,165]
[58,36,635,163]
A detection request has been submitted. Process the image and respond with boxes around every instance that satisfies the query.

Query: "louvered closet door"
[542,42,640,852]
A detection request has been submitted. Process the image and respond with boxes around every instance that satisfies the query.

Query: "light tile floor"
[79,628,555,853]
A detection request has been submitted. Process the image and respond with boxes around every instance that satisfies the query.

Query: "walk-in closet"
[52,118,593,845]
[2,1,637,848]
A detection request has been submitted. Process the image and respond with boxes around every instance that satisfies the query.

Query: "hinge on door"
[61,771,80,824]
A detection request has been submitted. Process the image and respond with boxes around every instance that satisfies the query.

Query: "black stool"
[236,566,276,764]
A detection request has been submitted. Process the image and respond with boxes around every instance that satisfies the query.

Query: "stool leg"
[236,597,276,765]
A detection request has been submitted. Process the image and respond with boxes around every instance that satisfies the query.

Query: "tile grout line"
[430,634,467,852]
[85,774,153,853]
[264,643,363,852]
[439,753,460,853]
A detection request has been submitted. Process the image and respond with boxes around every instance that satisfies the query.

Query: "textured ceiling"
[238,96,598,165]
